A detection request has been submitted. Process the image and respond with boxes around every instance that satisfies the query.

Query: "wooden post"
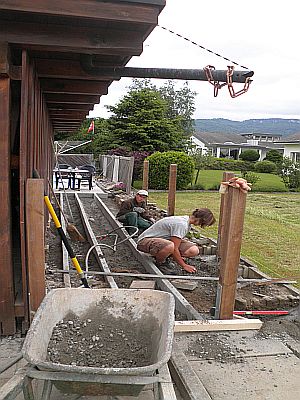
[215,175,247,319]
[0,73,16,335]
[142,159,149,191]
[26,179,46,319]
[217,172,235,261]
[168,164,177,216]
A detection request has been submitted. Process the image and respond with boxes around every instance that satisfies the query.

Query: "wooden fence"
[99,155,134,194]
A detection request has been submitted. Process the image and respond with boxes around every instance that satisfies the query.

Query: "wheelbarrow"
[21,288,175,398]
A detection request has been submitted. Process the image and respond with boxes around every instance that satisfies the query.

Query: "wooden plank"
[169,343,212,400]
[26,179,46,317]
[167,164,177,216]
[0,20,143,56]
[0,75,15,335]
[0,0,161,24]
[174,319,262,332]
[40,79,108,95]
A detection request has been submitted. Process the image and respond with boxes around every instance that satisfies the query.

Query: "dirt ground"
[45,192,300,344]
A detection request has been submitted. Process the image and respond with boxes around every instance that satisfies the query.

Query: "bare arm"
[169,237,196,273]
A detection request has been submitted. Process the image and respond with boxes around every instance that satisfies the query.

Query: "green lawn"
[148,191,300,287]
[193,170,287,192]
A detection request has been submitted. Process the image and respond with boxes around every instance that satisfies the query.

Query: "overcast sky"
[89,0,300,121]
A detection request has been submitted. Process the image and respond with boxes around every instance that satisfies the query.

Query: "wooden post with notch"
[168,164,177,216]
[215,173,248,319]
[26,178,46,319]
[142,159,149,191]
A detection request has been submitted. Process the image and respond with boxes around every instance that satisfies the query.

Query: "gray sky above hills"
[89,0,300,122]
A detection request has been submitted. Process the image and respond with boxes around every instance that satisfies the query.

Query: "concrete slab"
[190,353,300,400]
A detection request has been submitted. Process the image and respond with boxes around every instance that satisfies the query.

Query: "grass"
[193,170,287,192]
[147,191,300,287]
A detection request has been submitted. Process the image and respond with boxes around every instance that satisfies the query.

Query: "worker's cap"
[136,190,149,197]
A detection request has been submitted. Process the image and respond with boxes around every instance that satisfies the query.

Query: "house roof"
[192,131,246,146]
[1,1,165,132]
[279,132,300,143]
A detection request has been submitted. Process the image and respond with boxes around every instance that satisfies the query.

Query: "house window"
[220,148,229,158]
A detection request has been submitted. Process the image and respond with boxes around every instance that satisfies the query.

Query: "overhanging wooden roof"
[1,0,165,132]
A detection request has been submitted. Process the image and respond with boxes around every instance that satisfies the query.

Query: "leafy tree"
[129,79,196,136]
[239,149,260,162]
[107,88,186,152]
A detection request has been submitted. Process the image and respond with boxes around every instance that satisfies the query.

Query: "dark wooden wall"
[0,48,53,335]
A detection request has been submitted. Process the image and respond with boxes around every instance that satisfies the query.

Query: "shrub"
[279,157,300,189]
[264,149,283,165]
[239,150,260,162]
[254,160,277,173]
[241,171,260,186]
[147,151,195,189]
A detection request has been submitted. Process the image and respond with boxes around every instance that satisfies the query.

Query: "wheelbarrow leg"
[23,377,34,400]
[41,380,52,400]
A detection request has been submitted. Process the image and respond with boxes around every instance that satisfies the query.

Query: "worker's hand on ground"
[183,264,197,273]
[133,207,145,214]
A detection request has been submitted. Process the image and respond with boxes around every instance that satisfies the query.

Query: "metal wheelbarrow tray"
[22,288,175,397]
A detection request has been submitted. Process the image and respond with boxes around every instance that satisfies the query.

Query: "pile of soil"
[47,309,155,368]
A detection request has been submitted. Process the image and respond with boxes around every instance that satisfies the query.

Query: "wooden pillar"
[168,164,177,216]
[0,74,16,334]
[215,174,247,319]
[26,179,46,318]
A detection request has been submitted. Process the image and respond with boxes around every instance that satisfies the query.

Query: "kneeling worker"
[116,190,153,235]
[137,208,216,274]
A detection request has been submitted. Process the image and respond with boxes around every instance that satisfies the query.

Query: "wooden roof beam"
[45,94,100,105]
[41,79,108,95]
[35,59,116,81]
[0,0,162,24]
[0,20,143,56]
[49,111,90,119]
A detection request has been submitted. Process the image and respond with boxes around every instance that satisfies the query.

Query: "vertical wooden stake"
[26,179,45,319]
[168,164,177,216]
[142,159,149,191]
[215,176,247,319]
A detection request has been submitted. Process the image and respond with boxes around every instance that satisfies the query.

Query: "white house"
[191,131,300,162]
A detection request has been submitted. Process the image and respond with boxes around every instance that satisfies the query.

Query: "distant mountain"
[194,118,300,136]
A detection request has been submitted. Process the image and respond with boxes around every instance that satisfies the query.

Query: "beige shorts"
[137,238,195,256]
